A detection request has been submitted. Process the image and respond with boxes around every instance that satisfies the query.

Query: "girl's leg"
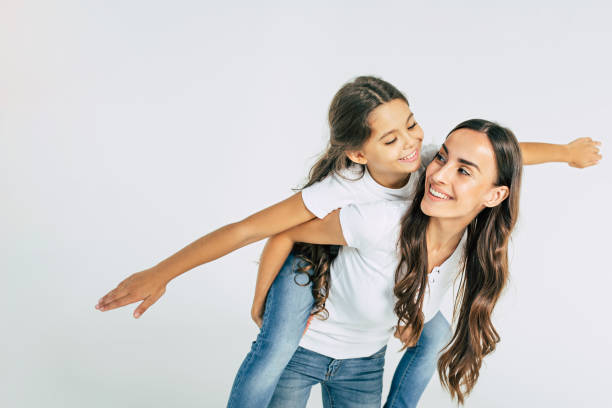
[383,311,452,408]
[320,345,386,408]
[227,254,314,408]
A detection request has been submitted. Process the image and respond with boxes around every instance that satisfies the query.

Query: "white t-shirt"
[301,144,440,218]
[298,200,466,359]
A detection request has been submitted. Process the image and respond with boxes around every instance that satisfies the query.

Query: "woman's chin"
[420,200,435,217]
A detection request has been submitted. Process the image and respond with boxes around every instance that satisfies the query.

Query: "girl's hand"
[394,324,418,348]
[95,267,168,318]
[567,137,602,168]
[251,300,265,328]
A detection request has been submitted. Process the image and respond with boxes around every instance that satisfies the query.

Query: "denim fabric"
[226,254,314,408]
[269,345,387,408]
[227,252,452,408]
[384,311,452,408]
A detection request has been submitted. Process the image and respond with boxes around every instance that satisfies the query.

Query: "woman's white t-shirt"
[296,144,465,359]
[298,200,466,359]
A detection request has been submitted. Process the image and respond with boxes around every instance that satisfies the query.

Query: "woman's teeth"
[429,186,450,199]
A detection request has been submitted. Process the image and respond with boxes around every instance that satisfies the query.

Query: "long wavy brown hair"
[294,76,409,318]
[393,119,523,404]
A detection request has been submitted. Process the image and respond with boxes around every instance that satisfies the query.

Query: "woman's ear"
[345,150,368,165]
[484,185,509,208]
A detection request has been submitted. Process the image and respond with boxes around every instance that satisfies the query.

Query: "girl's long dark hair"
[393,119,523,404]
[294,76,408,318]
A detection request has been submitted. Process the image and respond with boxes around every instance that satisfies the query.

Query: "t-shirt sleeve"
[339,201,406,250]
[301,170,359,219]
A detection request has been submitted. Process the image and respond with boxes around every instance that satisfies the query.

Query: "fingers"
[133,295,157,318]
[98,293,141,311]
[134,288,166,318]
[96,287,127,309]
[582,159,601,168]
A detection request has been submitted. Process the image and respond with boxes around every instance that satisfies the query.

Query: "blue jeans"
[227,254,315,408]
[269,345,387,408]
[227,253,452,407]
[384,310,452,408]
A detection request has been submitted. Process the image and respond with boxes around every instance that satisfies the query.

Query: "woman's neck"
[426,216,470,257]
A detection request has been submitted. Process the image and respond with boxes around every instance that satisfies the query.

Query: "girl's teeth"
[401,151,417,160]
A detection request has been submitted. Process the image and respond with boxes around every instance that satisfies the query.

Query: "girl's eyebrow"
[378,113,414,140]
[441,143,481,173]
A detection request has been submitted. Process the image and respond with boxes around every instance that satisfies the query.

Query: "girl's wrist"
[151,262,176,283]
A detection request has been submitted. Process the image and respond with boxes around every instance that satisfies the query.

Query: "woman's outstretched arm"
[251,210,346,327]
[519,137,602,167]
[96,192,316,317]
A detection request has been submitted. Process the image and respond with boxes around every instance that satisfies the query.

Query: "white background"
[2,1,611,407]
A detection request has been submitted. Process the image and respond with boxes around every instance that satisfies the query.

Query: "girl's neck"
[366,165,411,189]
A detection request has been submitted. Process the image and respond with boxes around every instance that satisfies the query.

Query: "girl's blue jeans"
[226,254,452,408]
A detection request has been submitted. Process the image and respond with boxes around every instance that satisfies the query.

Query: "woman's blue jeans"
[226,254,452,408]
[269,345,387,408]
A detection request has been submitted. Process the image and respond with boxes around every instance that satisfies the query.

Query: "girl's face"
[346,99,424,187]
[420,128,509,220]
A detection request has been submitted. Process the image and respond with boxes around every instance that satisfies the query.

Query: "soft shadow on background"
[2,1,611,407]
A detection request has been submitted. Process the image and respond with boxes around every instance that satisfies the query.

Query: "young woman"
[95,77,601,407]
[260,118,521,407]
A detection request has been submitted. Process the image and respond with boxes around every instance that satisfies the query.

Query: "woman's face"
[420,128,509,220]
[347,99,425,186]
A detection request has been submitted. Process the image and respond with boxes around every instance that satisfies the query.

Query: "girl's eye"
[459,168,471,176]
[385,137,398,145]
[407,122,418,130]
[434,152,446,162]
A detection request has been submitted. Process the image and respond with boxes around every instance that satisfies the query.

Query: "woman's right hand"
[95,267,169,318]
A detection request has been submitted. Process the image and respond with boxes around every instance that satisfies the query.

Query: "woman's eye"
[407,122,418,130]
[385,137,398,145]
[459,168,471,176]
[434,152,446,162]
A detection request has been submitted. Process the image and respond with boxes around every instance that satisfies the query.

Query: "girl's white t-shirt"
[301,144,440,219]
[298,200,466,359]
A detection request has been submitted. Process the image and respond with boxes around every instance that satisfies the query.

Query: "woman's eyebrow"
[458,158,481,172]
[378,113,414,140]
[441,143,481,172]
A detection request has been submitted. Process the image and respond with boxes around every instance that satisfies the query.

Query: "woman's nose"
[431,164,451,184]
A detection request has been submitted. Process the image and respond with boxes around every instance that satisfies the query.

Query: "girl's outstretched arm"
[520,137,602,167]
[96,192,316,317]
[251,210,346,327]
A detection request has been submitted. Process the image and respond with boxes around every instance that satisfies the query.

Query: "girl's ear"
[484,185,509,208]
[345,150,368,165]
